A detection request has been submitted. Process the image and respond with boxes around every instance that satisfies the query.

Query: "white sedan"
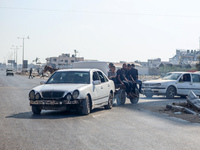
[142,72,200,98]
[29,69,115,115]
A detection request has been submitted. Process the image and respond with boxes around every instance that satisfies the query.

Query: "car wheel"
[145,94,153,98]
[166,86,176,99]
[32,106,41,115]
[130,88,140,104]
[116,89,126,105]
[104,93,113,109]
[80,95,90,115]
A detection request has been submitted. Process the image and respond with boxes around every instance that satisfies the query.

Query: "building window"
[53,59,57,62]
[60,60,63,62]
[71,60,74,63]
[65,60,68,63]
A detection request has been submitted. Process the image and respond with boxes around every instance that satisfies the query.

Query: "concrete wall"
[136,67,149,75]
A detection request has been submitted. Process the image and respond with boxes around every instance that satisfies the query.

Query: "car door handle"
[108,84,110,87]
[101,86,103,89]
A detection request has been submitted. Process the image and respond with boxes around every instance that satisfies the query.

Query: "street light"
[17,36,30,70]
[11,45,21,71]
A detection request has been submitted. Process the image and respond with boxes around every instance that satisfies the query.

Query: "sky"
[1,0,200,64]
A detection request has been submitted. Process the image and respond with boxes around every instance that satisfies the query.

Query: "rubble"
[166,91,200,116]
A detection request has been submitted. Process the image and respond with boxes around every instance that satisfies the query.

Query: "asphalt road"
[0,70,200,150]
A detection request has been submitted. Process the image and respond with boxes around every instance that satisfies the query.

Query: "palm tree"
[33,57,40,64]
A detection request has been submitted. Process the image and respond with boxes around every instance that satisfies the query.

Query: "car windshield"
[46,71,90,84]
[162,73,182,80]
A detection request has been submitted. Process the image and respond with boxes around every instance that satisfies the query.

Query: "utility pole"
[11,45,21,71]
[17,36,30,71]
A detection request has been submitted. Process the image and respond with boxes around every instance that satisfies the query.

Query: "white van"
[73,61,108,76]
[6,68,14,76]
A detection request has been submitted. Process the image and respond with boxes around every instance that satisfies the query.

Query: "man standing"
[108,65,116,84]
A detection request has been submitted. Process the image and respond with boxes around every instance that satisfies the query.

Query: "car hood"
[143,79,176,84]
[33,84,89,93]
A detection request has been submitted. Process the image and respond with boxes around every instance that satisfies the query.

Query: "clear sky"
[1,0,200,64]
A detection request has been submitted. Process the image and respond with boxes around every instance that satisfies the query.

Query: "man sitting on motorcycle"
[116,63,132,97]
[126,64,137,94]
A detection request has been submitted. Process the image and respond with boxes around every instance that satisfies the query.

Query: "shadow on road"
[5,107,106,119]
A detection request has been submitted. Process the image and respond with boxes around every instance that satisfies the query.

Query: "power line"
[0,6,200,18]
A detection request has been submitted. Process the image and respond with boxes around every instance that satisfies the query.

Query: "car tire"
[116,89,126,105]
[80,95,90,115]
[130,88,140,104]
[32,106,41,115]
[166,86,176,99]
[145,94,153,98]
[104,93,113,109]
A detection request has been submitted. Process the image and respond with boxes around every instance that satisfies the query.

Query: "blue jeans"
[135,79,142,92]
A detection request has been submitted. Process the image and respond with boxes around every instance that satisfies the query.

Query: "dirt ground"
[152,106,200,123]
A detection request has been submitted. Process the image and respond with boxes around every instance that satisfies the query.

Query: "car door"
[177,73,192,95]
[97,71,110,102]
[92,71,103,105]
[191,74,200,96]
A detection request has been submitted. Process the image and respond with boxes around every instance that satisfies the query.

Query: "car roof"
[168,72,190,73]
[167,72,200,75]
[193,71,200,74]
[56,68,101,72]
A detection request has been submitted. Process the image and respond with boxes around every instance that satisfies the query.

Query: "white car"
[6,68,14,76]
[29,69,115,115]
[142,72,200,98]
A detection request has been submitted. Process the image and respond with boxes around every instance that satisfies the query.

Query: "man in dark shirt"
[131,64,142,93]
[29,68,33,79]
[116,63,131,94]
[127,64,137,93]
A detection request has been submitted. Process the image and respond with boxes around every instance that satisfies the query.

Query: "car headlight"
[29,90,35,100]
[155,83,161,86]
[72,90,79,99]
[35,93,41,100]
[66,93,72,100]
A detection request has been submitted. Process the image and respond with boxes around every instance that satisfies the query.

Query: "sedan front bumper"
[30,99,80,105]
[142,87,166,95]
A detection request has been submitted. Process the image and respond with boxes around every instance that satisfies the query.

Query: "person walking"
[29,68,33,79]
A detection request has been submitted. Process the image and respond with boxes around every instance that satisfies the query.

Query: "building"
[148,58,161,68]
[169,49,200,65]
[46,53,84,69]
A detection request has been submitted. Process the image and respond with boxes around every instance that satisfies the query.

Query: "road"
[0,70,200,150]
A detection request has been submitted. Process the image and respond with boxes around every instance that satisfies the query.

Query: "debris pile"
[166,91,200,116]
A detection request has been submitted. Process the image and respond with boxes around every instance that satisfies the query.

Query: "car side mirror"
[93,80,101,85]
[40,81,46,85]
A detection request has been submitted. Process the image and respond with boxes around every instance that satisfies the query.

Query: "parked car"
[6,68,14,76]
[29,69,115,115]
[142,72,200,98]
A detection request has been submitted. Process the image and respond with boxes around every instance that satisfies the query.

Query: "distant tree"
[33,57,40,64]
